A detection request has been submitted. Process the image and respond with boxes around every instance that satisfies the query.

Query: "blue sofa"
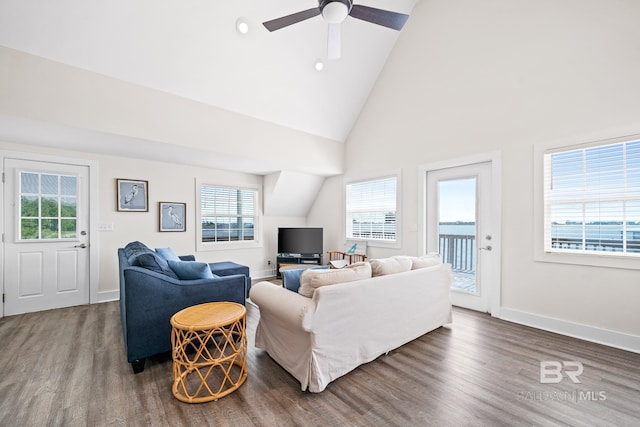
[118,241,250,373]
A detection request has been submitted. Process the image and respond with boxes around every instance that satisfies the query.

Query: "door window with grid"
[19,171,78,240]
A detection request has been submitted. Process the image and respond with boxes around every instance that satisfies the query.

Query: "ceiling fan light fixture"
[321,0,350,24]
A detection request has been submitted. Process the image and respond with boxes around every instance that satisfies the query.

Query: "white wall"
[309,0,640,344]
[306,175,344,253]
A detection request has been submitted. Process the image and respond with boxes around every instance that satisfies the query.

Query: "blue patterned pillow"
[282,266,330,292]
[168,260,214,280]
[131,252,179,279]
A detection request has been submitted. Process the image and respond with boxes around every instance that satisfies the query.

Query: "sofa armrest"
[250,281,315,330]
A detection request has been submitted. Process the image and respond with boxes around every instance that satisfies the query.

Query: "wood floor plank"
[0,301,638,426]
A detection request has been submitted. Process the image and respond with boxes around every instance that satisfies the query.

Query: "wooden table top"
[171,302,246,331]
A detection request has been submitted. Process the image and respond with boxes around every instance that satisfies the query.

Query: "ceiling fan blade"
[349,5,409,31]
[263,8,321,32]
[327,23,341,60]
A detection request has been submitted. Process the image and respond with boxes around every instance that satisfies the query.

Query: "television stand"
[276,253,322,279]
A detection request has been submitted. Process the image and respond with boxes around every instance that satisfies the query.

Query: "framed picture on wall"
[116,179,148,212]
[159,202,186,232]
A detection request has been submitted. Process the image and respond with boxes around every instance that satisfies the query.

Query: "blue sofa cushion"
[167,260,214,280]
[282,265,330,292]
[131,252,179,279]
[155,247,181,261]
[209,261,249,277]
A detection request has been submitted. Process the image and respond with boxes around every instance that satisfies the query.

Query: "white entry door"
[3,158,90,316]
[426,161,498,313]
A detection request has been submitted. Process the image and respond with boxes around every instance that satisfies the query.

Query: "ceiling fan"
[263,0,410,60]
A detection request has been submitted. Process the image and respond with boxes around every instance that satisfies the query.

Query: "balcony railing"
[551,237,640,253]
[439,234,475,273]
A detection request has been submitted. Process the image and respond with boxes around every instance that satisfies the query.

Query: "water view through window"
[546,140,640,255]
[200,186,256,243]
[438,178,477,293]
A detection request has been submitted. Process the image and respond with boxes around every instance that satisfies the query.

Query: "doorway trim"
[418,151,502,317]
[1,150,100,318]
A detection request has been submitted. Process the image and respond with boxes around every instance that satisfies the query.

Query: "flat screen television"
[278,227,323,255]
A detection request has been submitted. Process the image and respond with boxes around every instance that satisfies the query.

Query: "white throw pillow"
[369,257,412,276]
[298,262,372,297]
[408,253,442,269]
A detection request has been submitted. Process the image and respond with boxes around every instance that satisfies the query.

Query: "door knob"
[74,243,87,249]
[479,245,492,251]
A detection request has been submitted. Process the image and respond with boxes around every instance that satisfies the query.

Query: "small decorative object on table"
[159,202,186,232]
[116,178,148,212]
[171,302,247,403]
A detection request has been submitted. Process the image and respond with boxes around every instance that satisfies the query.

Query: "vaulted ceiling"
[0,0,417,143]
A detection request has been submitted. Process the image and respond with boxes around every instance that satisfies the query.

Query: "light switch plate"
[98,222,114,232]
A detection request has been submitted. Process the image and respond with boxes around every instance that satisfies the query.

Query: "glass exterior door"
[426,162,494,312]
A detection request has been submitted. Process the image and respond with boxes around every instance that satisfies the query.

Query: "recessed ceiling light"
[236,18,249,35]
[314,59,324,71]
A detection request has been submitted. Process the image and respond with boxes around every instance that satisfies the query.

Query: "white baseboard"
[96,290,119,303]
[252,268,276,280]
[499,308,640,354]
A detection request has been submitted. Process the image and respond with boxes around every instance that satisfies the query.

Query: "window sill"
[535,250,640,270]
[349,238,401,250]
[197,240,262,252]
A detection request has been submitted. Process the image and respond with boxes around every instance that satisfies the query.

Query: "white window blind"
[200,185,257,243]
[346,176,397,241]
[544,139,640,255]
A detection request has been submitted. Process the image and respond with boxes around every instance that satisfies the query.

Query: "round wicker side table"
[170,301,247,403]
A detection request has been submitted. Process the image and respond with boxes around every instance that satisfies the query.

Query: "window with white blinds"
[346,175,398,242]
[544,139,640,256]
[200,185,257,243]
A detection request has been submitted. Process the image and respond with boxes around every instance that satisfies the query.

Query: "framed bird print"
[116,179,148,212]
[159,202,186,232]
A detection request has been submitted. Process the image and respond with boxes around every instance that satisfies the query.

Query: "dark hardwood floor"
[1,300,639,426]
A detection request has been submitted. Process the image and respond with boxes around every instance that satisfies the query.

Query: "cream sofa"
[249,257,453,392]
